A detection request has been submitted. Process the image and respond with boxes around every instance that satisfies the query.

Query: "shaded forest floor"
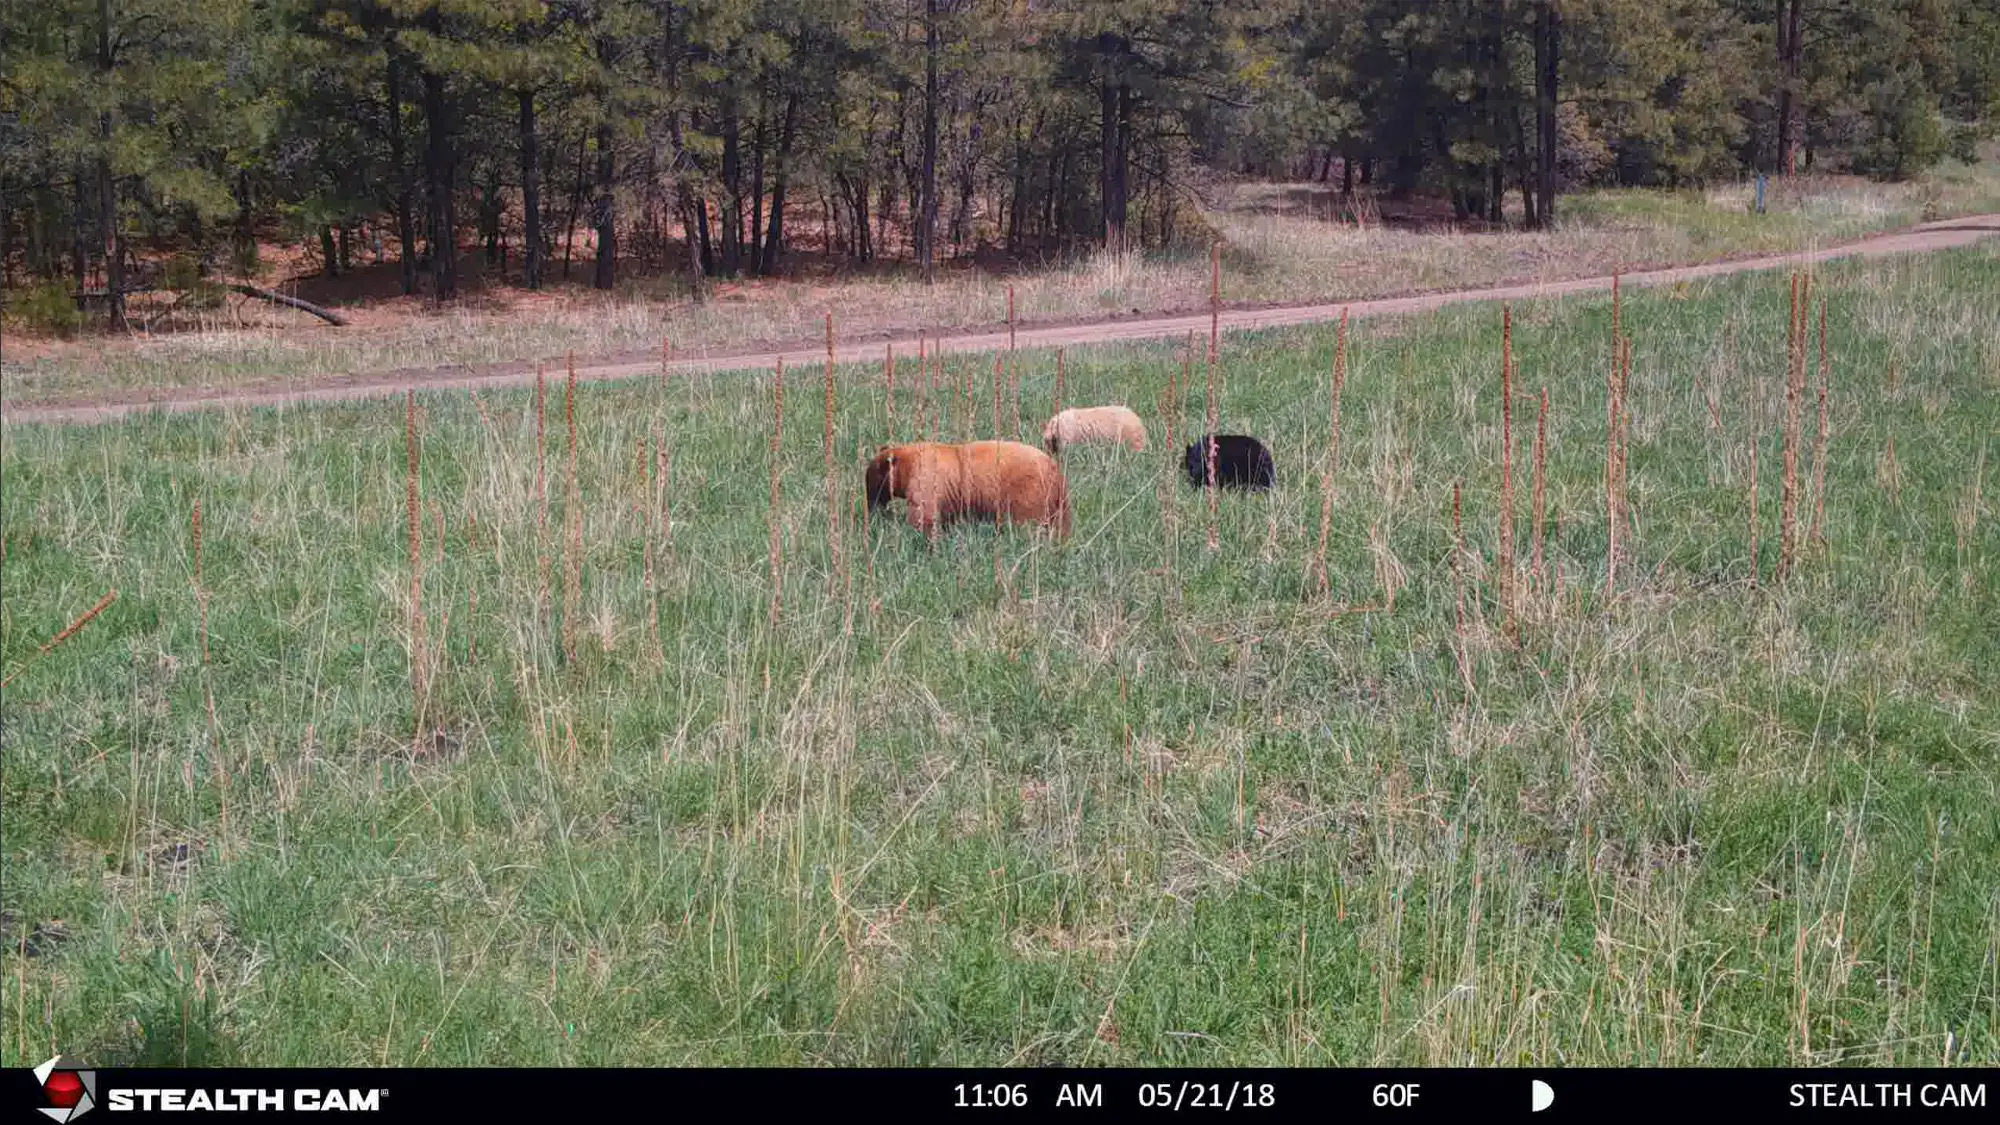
[4,162,1999,410]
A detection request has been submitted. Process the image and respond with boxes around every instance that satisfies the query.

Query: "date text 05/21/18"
[952,1082,1284,1112]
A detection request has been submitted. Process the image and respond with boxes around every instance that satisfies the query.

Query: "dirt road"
[9,214,1998,427]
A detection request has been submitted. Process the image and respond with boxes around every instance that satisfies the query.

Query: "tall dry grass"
[1779,271,1811,581]
[768,359,786,627]
[192,496,210,665]
[885,345,897,439]
[1498,305,1516,635]
[1311,310,1350,599]
[406,389,427,725]
[1531,386,1549,593]
[563,356,581,665]
[825,315,842,599]
[1206,243,1221,554]
[1809,301,1832,554]
[1605,276,1626,597]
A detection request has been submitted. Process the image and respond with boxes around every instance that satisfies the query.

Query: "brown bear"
[865,440,1072,539]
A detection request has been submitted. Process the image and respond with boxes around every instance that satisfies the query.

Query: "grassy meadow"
[2,245,1997,1067]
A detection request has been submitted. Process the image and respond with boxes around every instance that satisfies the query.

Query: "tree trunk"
[593,120,615,290]
[96,0,124,329]
[520,90,542,289]
[668,107,706,294]
[1043,145,1058,245]
[1512,106,1538,225]
[858,177,870,262]
[72,162,90,293]
[675,181,700,279]
[721,107,742,275]
[339,223,352,271]
[387,55,418,296]
[855,173,873,261]
[233,170,256,274]
[1391,128,1424,198]
[96,154,120,328]
[1488,3,1507,224]
[950,123,978,252]
[918,0,940,282]
[230,283,348,325]
[678,192,706,297]
[1776,0,1805,177]
[760,94,797,276]
[905,105,925,259]
[1429,114,1460,217]
[1098,32,1128,252]
[880,91,903,256]
[561,128,588,280]
[637,134,661,273]
[877,177,895,261]
[421,61,457,303]
[480,169,502,265]
[3,197,17,289]
[1341,149,1355,196]
[695,193,713,274]
[1117,82,1132,244]
[1534,0,1560,228]
[1053,145,1069,245]
[1007,115,1029,255]
[835,175,855,261]
[320,225,339,277]
[749,90,767,266]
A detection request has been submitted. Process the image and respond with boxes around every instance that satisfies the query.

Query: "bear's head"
[865,445,907,509]
[1184,438,1212,485]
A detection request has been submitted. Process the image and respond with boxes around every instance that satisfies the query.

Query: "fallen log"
[229,283,349,326]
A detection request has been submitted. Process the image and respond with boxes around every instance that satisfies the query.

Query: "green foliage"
[6,279,84,337]
[161,253,227,309]
[1852,69,1950,180]
[0,0,1996,309]
[161,253,204,293]
[227,236,262,279]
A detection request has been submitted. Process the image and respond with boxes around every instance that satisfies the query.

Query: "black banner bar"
[15,1066,1995,1123]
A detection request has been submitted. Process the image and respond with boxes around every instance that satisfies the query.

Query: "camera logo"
[32,1057,96,1122]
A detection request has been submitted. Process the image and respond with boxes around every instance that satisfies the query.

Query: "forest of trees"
[4,0,1998,324]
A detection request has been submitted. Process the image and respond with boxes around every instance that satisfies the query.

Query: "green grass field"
[2,246,1996,1067]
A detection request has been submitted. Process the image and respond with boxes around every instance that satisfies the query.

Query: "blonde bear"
[1041,406,1148,455]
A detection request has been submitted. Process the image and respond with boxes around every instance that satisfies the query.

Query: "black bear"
[1184,434,1276,491]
